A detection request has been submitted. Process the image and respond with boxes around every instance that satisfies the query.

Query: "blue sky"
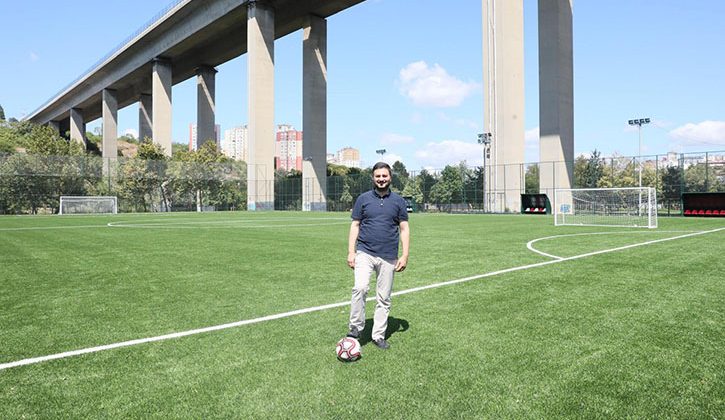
[1,0,724,170]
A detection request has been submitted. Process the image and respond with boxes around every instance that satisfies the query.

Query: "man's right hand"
[347,251,356,269]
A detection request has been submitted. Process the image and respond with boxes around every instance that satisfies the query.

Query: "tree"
[84,131,102,156]
[0,104,5,121]
[118,133,138,144]
[391,160,409,192]
[682,161,724,193]
[428,181,451,210]
[597,154,636,188]
[429,164,464,211]
[463,166,484,206]
[116,142,168,212]
[0,121,88,213]
[401,177,423,207]
[392,160,409,179]
[660,165,683,203]
[573,150,605,188]
[0,120,21,154]
[339,183,353,210]
[344,167,373,201]
[171,142,187,155]
[524,164,539,193]
[416,169,437,206]
[275,168,302,210]
[169,142,246,211]
[327,163,349,177]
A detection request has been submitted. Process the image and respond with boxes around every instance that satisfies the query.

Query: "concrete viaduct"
[27,0,573,213]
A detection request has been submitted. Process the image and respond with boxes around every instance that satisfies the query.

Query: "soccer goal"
[59,196,118,215]
[554,187,657,228]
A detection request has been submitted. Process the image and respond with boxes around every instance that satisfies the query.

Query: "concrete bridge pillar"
[482,0,524,213]
[538,0,574,207]
[247,1,275,211]
[48,121,60,134]
[196,65,218,149]
[139,94,152,142]
[152,58,173,156]
[102,88,118,159]
[70,108,86,149]
[302,15,327,212]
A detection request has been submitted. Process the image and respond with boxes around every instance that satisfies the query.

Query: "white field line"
[107,216,350,227]
[0,225,108,232]
[0,218,350,232]
[1,226,722,372]
[395,227,723,297]
[106,221,350,229]
[526,230,702,260]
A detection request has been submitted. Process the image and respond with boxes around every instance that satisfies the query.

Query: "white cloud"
[380,133,415,145]
[29,51,39,62]
[524,127,539,163]
[525,127,539,147]
[398,61,479,107]
[123,128,138,139]
[668,120,725,147]
[414,140,483,169]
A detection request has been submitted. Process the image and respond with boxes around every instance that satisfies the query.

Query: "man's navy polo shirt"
[351,189,409,260]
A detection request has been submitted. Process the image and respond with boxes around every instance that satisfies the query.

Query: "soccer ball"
[335,337,361,362]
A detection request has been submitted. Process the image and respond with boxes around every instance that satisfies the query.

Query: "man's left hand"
[395,256,408,272]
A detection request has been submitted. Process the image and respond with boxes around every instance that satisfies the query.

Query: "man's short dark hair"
[372,162,392,175]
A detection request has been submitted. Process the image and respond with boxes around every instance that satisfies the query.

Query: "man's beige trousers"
[349,251,396,341]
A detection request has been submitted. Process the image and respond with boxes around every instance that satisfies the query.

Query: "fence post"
[655,155,659,211]
[705,152,709,191]
[679,153,685,213]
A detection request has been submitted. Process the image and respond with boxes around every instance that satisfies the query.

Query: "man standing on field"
[346,162,410,350]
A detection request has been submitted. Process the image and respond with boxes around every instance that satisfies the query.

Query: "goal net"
[59,196,118,215]
[554,187,657,228]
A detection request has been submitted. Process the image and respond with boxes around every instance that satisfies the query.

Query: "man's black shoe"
[373,338,390,350]
[346,329,360,339]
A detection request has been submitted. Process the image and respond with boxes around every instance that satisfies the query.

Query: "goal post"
[554,187,657,228]
[59,196,118,215]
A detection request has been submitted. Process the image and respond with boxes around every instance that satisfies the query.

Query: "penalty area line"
[1,226,722,372]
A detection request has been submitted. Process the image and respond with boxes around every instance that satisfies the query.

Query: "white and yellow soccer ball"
[335,337,361,362]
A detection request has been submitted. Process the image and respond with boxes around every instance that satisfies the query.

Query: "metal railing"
[26,0,187,120]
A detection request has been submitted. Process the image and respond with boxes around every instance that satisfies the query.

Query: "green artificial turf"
[0,212,722,418]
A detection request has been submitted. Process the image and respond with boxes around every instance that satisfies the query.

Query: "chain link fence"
[1,151,723,215]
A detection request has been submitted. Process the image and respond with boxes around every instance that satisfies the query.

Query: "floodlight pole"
[628,117,650,214]
[637,124,642,188]
[375,149,386,162]
[477,133,492,212]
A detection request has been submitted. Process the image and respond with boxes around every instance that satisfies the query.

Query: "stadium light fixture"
[628,117,651,213]
[477,133,492,212]
[375,149,386,161]
[628,117,651,189]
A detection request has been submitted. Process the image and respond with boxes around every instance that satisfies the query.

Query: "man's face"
[372,168,391,191]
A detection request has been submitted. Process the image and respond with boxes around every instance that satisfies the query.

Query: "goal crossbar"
[59,196,118,215]
[554,187,657,228]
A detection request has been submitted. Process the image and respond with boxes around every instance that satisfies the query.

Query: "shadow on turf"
[358,316,409,346]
